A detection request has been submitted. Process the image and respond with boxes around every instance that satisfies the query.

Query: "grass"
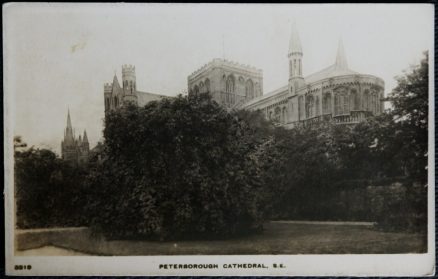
[23,221,426,255]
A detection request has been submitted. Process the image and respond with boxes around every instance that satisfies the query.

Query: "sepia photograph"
[3,3,435,276]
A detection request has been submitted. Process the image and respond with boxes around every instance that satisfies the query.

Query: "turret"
[104,83,112,112]
[288,22,305,95]
[122,64,136,94]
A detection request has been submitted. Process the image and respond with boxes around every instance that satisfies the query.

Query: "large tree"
[87,94,267,240]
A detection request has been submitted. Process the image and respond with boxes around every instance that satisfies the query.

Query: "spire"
[64,108,74,144]
[83,130,88,143]
[289,21,302,54]
[112,74,121,89]
[335,38,348,70]
[67,108,72,130]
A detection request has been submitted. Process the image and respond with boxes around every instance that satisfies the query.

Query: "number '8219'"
[15,265,32,270]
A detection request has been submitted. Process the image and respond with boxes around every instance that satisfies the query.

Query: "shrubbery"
[15,148,89,228]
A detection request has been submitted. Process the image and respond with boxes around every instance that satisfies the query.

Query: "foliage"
[87,94,267,240]
[15,147,89,228]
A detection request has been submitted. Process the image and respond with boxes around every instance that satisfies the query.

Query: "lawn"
[16,221,427,255]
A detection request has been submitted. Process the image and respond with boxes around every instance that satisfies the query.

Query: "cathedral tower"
[122,64,138,104]
[288,22,305,95]
[122,64,136,94]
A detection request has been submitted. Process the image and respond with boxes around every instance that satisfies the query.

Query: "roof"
[243,85,288,107]
[304,64,359,84]
[304,38,358,84]
[136,91,166,106]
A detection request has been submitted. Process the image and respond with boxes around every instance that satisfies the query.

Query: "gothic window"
[269,111,273,120]
[282,107,287,123]
[114,97,118,107]
[323,93,332,114]
[226,75,235,93]
[371,91,378,114]
[351,89,360,110]
[245,79,254,99]
[293,59,297,75]
[298,95,305,120]
[289,61,292,75]
[275,107,281,123]
[205,79,210,93]
[199,81,204,93]
[299,60,302,75]
[194,85,199,95]
[363,89,370,111]
[306,95,314,118]
[334,88,349,115]
[315,96,320,116]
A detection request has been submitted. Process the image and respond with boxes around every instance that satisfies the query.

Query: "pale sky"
[4,3,434,154]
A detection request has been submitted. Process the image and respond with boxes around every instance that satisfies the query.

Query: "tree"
[87,94,266,240]
[15,147,89,228]
[385,51,429,183]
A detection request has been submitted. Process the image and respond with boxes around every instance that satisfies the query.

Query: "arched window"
[323,93,332,114]
[351,89,360,110]
[275,107,281,123]
[226,75,235,93]
[298,96,305,120]
[282,107,287,123]
[205,79,210,93]
[114,96,118,107]
[315,96,320,116]
[199,81,204,93]
[334,88,349,115]
[194,85,199,95]
[269,111,273,120]
[306,95,314,118]
[363,90,370,111]
[371,91,378,114]
[245,79,254,99]
[293,59,297,75]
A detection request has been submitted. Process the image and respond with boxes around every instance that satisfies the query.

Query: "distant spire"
[64,108,74,144]
[335,38,348,69]
[67,108,72,129]
[83,130,88,143]
[289,21,302,54]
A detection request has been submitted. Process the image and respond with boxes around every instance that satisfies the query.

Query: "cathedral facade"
[61,110,90,166]
[188,24,385,126]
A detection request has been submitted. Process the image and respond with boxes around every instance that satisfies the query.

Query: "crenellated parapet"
[188,58,262,82]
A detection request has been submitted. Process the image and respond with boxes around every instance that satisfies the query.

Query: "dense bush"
[87,94,268,240]
[15,147,89,229]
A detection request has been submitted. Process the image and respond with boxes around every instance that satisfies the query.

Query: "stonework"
[103,25,384,127]
[61,110,89,166]
[188,24,384,126]
[242,24,385,127]
[104,65,166,113]
[187,59,263,109]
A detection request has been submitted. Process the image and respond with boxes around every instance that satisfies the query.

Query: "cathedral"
[188,23,385,126]
[61,110,90,166]
[103,23,385,127]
